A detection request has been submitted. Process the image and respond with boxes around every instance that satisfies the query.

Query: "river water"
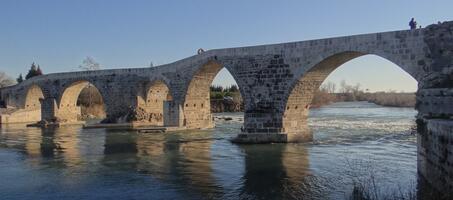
[0,101,418,200]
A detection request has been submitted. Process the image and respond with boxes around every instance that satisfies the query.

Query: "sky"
[1,0,452,92]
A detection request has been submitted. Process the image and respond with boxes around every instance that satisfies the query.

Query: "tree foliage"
[229,85,239,93]
[210,84,241,100]
[25,63,43,80]
[210,85,224,92]
[210,84,239,93]
[16,74,24,83]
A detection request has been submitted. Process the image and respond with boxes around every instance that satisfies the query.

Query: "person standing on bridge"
[409,18,417,30]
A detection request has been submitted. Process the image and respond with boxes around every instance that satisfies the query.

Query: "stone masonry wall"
[415,22,453,196]
[417,118,453,196]
[135,80,172,126]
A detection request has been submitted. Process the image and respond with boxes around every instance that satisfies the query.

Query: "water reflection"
[0,102,425,199]
[0,126,321,199]
[102,130,223,198]
[238,144,320,199]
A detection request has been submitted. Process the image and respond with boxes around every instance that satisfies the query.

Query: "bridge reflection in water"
[0,123,326,199]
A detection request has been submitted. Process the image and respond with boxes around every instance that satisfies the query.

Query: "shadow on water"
[237,144,325,200]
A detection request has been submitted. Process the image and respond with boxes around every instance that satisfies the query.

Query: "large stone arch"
[282,51,418,138]
[56,80,106,123]
[183,60,244,129]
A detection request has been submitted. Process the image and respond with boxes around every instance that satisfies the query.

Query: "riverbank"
[311,91,416,108]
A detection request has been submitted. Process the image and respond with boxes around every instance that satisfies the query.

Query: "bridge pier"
[232,112,312,143]
[417,118,453,195]
[416,88,453,195]
[39,98,58,123]
[38,97,82,125]
[414,22,453,196]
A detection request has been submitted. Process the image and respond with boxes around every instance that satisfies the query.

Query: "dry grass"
[311,90,416,108]
[343,157,417,200]
[362,92,415,107]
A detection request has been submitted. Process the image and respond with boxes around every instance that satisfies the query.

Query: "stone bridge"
[1,21,453,193]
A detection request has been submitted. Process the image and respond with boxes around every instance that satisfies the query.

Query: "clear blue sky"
[1,0,452,92]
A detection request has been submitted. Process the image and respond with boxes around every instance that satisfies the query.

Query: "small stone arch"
[145,79,174,103]
[57,80,106,123]
[134,79,174,126]
[23,84,45,110]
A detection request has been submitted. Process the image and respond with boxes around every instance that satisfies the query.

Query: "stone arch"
[145,80,174,103]
[57,80,106,123]
[135,79,174,126]
[24,84,44,110]
[282,51,418,137]
[8,84,46,123]
[183,60,243,129]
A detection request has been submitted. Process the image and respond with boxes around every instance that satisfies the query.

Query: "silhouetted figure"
[409,18,417,30]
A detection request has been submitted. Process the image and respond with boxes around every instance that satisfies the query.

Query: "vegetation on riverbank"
[210,85,243,112]
[344,157,417,200]
[311,91,416,108]
[311,81,416,108]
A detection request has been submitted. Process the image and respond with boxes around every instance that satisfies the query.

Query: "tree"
[78,57,101,108]
[16,74,23,83]
[25,63,42,79]
[79,56,101,71]
[229,85,239,93]
[339,80,348,93]
[322,81,336,93]
[36,65,43,75]
[0,71,16,88]
[352,83,361,93]
[210,85,223,92]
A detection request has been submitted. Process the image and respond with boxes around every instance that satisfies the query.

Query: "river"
[0,101,418,199]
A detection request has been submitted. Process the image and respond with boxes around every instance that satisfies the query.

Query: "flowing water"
[0,101,418,199]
